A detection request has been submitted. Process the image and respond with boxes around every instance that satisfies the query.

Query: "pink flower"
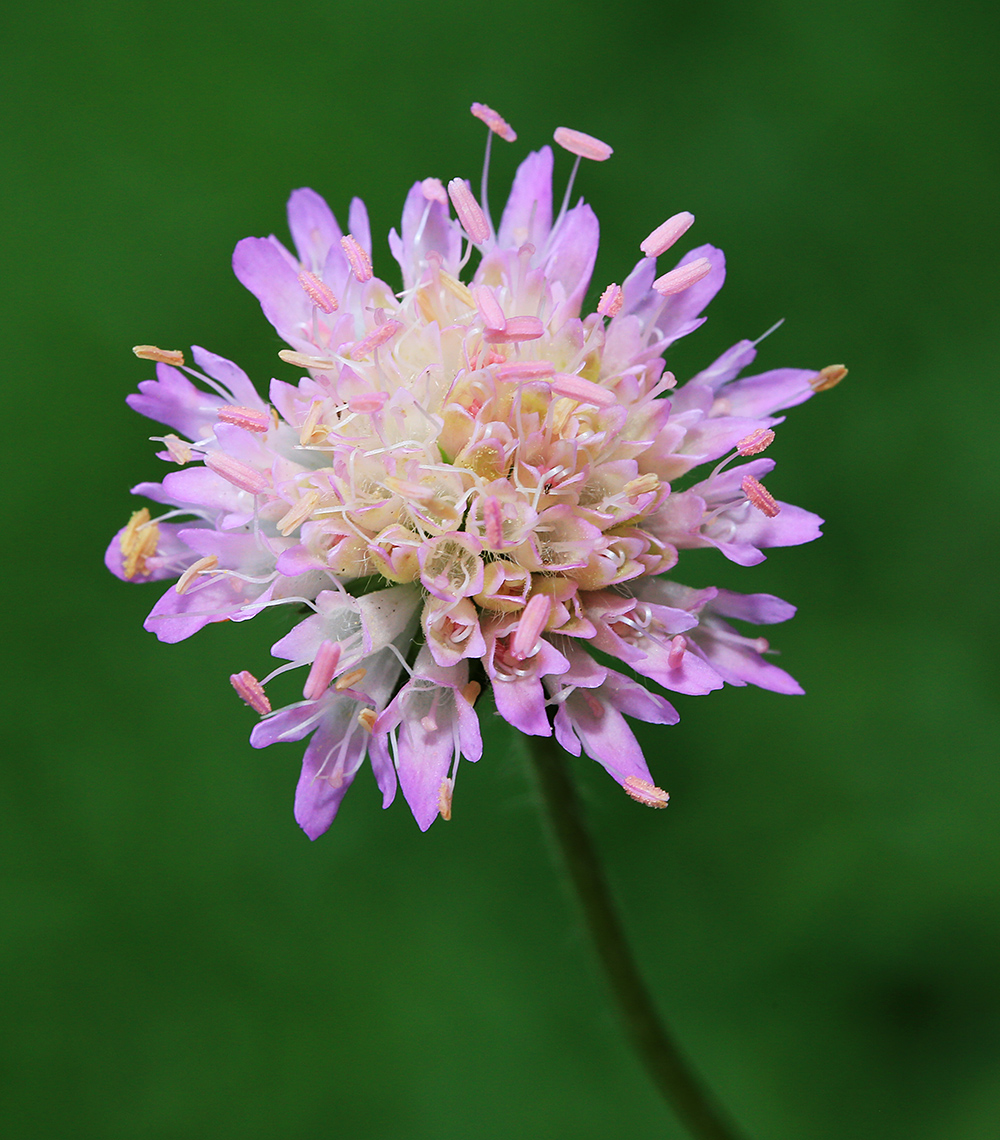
[109,107,841,835]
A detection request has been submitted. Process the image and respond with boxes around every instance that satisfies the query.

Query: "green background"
[2,1,998,1136]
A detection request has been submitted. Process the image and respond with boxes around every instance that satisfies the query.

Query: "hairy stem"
[526,733,749,1140]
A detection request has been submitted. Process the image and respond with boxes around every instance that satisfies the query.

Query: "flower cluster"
[108,107,842,836]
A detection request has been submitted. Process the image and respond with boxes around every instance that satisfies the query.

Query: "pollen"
[335,667,367,692]
[120,508,160,579]
[812,364,848,392]
[175,554,219,594]
[741,473,781,517]
[133,345,185,366]
[623,776,669,808]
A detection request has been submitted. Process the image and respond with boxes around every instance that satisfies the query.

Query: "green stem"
[526,733,750,1140]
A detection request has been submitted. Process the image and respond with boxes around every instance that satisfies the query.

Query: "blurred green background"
[2,0,998,1136]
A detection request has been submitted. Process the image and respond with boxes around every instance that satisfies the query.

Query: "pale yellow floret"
[437,270,476,309]
[120,508,160,579]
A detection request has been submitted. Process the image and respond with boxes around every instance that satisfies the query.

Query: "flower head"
[108,106,841,836]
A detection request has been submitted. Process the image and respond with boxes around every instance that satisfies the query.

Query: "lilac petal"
[366,732,398,809]
[104,521,201,583]
[389,182,462,289]
[555,694,654,788]
[347,197,372,256]
[719,368,817,417]
[232,236,314,352]
[250,702,324,748]
[190,346,265,409]
[688,339,758,390]
[710,590,797,625]
[498,146,554,252]
[655,244,726,347]
[286,187,343,273]
[126,363,224,439]
[543,203,599,324]
[293,707,369,840]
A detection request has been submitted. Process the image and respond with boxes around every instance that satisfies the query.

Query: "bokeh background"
[2,1,998,1136]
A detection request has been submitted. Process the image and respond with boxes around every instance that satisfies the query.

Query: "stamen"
[461,681,482,706]
[640,211,695,258]
[447,178,491,244]
[216,405,271,433]
[438,778,453,821]
[278,349,338,370]
[349,320,402,361]
[383,475,437,504]
[473,284,507,333]
[119,507,160,579]
[230,670,271,715]
[623,776,670,809]
[276,490,320,536]
[297,270,339,313]
[335,667,367,691]
[653,257,712,296]
[438,270,476,308]
[484,315,543,343]
[348,391,389,414]
[421,177,448,204]
[736,428,775,456]
[133,345,185,366]
[205,452,270,494]
[357,707,377,732]
[667,634,686,670]
[597,283,624,317]
[340,235,373,282]
[483,495,504,548]
[741,473,780,517]
[303,640,342,700]
[496,360,554,381]
[160,434,193,464]
[553,127,613,162]
[550,373,615,407]
[175,554,219,594]
[511,593,552,661]
[811,364,848,392]
[470,102,517,142]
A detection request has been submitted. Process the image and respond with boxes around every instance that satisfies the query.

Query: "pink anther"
[340,234,373,282]
[473,284,507,333]
[741,473,781,517]
[348,391,389,414]
[667,635,686,670]
[420,177,448,204]
[484,315,544,343]
[216,404,271,433]
[495,360,554,380]
[510,594,552,661]
[653,257,713,296]
[736,428,775,456]
[483,495,504,548]
[447,178,490,244]
[470,102,517,142]
[640,211,695,258]
[550,373,616,407]
[297,270,339,313]
[597,283,624,317]
[553,127,613,162]
[623,776,669,809]
[205,452,270,494]
[348,319,402,360]
[230,670,271,715]
[302,640,342,701]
